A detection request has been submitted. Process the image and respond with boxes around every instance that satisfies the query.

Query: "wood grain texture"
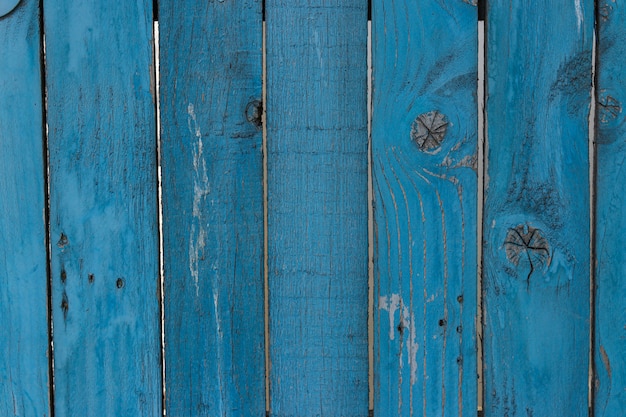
[43,2,162,415]
[371,1,478,416]
[158,1,265,416]
[483,1,593,415]
[594,1,626,415]
[0,1,50,415]
[265,2,369,415]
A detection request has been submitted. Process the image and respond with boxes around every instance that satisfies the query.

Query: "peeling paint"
[380,294,419,385]
[574,0,583,33]
[379,294,401,340]
[187,103,211,296]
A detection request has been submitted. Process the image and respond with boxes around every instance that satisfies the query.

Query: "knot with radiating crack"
[410,110,448,152]
[503,224,551,287]
[597,94,621,125]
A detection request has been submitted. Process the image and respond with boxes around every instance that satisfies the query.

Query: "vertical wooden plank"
[43,2,162,415]
[483,1,593,415]
[265,1,369,415]
[0,1,50,415]
[594,1,626,414]
[159,1,265,415]
[371,1,478,415]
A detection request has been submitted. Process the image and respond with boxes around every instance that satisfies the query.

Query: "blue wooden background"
[371,1,478,415]
[158,1,265,416]
[1,1,625,416]
[482,1,593,416]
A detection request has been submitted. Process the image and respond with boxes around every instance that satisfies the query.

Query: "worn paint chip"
[379,294,419,385]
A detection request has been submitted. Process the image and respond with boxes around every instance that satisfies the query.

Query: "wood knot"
[599,3,613,21]
[411,110,448,152]
[245,100,263,128]
[503,224,550,286]
[597,94,621,126]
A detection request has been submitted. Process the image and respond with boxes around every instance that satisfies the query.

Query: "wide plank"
[265,1,370,415]
[594,1,626,414]
[482,1,593,415]
[371,1,478,415]
[0,1,50,415]
[43,2,162,415]
[158,1,265,415]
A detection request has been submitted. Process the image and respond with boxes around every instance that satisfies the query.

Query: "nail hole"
[116,278,125,289]
[438,319,446,327]
[61,293,69,319]
[457,295,464,303]
[88,274,95,284]
[57,233,68,248]
[456,325,463,334]
[60,269,67,283]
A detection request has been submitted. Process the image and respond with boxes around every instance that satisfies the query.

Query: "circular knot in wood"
[245,100,263,128]
[503,224,550,284]
[411,110,448,152]
[598,94,621,125]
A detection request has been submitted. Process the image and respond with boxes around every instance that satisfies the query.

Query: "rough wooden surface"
[43,2,162,415]
[482,1,593,415]
[594,1,626,414]
[0,1,50,415]
[371,1,478,415]
[159,1,265,415]
[265,1,369,415]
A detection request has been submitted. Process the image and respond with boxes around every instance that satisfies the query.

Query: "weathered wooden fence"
[1,0,624,416]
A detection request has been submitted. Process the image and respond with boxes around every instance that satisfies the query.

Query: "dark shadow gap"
[38,0,55,416]
[589,2,599,417]
[150,13,166,417]
[477,10,486,415]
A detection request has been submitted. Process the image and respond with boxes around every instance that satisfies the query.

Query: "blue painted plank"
[158,1,265,416]
[265,2,369,415]
[594,1,626,415]
[483,1,593,415]
[43,2,162,415]
[0,1,51,415]
[371,1,478,415]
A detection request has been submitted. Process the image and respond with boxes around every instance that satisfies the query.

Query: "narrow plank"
[43,2,162,415]
[482,1,593,415]
[594,1,626,414]
[265,2,369,415]
[0,1,50,415]
[158,1,265,415]
[371,1,478,415]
